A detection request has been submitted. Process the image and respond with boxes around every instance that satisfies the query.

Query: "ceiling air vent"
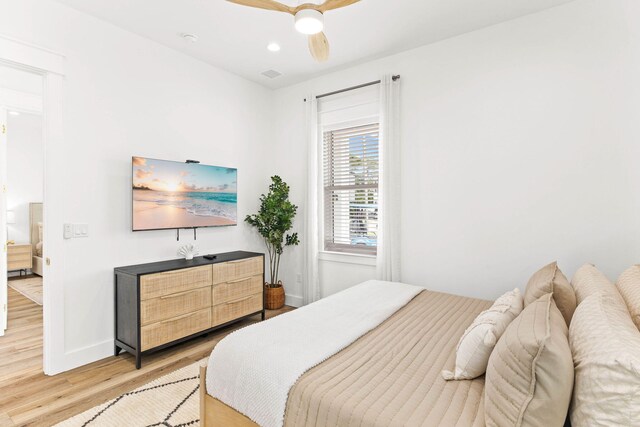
[261,69,282,79]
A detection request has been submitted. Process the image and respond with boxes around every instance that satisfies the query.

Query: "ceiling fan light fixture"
[294,9,324,35]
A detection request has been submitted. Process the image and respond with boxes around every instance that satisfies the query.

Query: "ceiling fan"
[226,0,361,62]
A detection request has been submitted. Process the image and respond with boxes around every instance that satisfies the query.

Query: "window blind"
[323,123,379,255]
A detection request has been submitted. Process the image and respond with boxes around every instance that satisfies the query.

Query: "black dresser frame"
[114,250,265,369]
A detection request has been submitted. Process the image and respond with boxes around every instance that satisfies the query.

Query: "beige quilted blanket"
[284,290,491,427]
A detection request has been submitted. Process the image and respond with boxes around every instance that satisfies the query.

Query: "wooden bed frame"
[199,365,259,427]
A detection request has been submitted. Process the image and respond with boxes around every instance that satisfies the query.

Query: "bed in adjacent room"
[30,202,44,277]
[200,280,492,427]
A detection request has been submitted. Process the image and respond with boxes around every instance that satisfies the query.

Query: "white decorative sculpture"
[177,243,199,260]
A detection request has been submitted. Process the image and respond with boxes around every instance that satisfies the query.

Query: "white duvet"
[206,280,423,427]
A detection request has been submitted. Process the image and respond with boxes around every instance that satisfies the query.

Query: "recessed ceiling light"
[267,42,281,52]
[8,111,20,116]
[181,33,199,43]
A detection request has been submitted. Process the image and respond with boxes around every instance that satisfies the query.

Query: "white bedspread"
[206,280,423,427]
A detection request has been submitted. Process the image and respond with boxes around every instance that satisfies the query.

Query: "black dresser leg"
[261,309,266,321]
[114,344,122,356]
[136,352,142,369]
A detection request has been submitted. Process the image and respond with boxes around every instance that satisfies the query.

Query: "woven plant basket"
[265,281,285,310]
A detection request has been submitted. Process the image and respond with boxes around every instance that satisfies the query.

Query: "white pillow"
[442,288,523,381]
[570,291,640,425]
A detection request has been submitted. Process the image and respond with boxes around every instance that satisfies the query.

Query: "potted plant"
[245,176,299,309]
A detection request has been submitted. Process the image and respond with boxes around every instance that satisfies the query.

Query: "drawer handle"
[146,267,208,277]
[160,312,194,323]
[156,269,190,276]
[228,295,254,304]
[228,277,252,284]
[159,289,204,299]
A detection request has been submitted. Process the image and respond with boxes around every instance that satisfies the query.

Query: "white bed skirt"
[32,256,44,276]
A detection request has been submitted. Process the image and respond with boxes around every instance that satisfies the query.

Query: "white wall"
[7,112,43,245]
[1,0,274,371]
[273,0,640,302]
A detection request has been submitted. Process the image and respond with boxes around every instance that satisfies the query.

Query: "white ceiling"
[54,0,575,89]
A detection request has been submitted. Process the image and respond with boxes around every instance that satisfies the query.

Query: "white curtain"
[377,75,402,282]
[303,96,321,304]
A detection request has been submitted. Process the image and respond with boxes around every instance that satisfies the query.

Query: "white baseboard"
[285,294,303,308]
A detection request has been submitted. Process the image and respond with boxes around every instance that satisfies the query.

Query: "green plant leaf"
[245,176,299,284]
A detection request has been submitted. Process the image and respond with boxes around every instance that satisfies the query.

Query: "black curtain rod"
[305,75,400,102]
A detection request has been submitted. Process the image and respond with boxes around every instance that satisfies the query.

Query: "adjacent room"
[0,64,46,393]
[0,0,639,426]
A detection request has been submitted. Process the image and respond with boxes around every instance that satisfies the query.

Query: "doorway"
[0,65,45,379]
[0,35,65,375]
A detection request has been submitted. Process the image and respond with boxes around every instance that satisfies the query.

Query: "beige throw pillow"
[616,265,640,330]
[571,263,621,306]
[442,288,523,381]
[524,261,576,326]
[569,291,640,426]
[485,293,573,427]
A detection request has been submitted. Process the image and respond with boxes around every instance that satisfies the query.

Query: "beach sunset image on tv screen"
[132,157,237,231]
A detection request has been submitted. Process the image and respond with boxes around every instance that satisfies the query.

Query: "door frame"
[1,106,6,335]
[0,34,66,375]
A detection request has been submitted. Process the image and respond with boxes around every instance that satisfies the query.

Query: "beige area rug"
[55,361,206,427]
[8,276,43,305]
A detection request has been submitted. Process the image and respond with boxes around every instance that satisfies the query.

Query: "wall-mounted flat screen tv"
[132,157,237,231]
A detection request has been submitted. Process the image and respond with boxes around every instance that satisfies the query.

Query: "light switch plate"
[74,223,89,238]
[65,223,88,239]
[63,223,73,239]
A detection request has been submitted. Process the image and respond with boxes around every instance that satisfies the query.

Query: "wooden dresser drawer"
[212,275,263,305]
[8,252,31,261]
[8,256,32,270]
[212,293,262,327]
[141,287,212,326]
[8,245,32,270]
[140,265,212,300]
[8,245,32,255]
[212,257,263,284]
[141,308,211,351]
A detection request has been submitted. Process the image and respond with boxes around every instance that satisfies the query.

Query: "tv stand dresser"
[114,251,264,368]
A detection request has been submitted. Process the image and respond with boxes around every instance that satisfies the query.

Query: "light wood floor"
[0,286,293,427]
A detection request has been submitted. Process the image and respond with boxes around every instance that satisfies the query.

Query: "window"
[323,123,379,255]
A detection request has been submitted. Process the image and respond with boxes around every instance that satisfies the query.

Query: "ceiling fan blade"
[226,0,294,14]
[309,32,330,62]
[317,0,360,12]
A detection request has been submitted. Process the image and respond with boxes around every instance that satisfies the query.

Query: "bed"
[29,202,44,276]
[200,281,491,427]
